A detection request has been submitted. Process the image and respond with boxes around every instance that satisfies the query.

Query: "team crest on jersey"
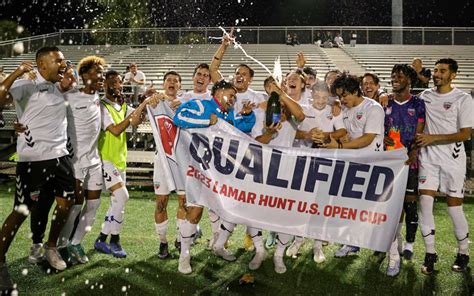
[443,102,452,110]
[407,108,415,116]
[419,176,427,184]
[385,107,392,115]
[356,112,363,120]
[112,169,120,177]
[156,115,178,157]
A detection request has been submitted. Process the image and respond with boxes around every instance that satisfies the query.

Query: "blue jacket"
[173,98,256,133]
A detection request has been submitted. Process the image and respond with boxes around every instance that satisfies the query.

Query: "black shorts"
[405,168,418,196]
[14,156,75,208]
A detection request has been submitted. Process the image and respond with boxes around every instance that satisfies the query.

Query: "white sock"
[71,199,101,245]
[176,219,184,242]
[448,206,469,255]
[397,222,403,249]
[214,220,235,250]
[389,238,400,260]
[313,239,323,249]
[109,187,129,235]
[101,205,113,235]
[404,242,414,252]
[155,220,169,244]
[275,233,292,257]
[419,195,436,254]
[180,220,197,258]
[248,227,264,253]
[208,209,221,236]
[58,204,82,248]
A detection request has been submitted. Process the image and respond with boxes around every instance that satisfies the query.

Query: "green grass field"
[0,180,473,295]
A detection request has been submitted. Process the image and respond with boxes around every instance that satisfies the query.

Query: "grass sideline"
[0,180,473,295]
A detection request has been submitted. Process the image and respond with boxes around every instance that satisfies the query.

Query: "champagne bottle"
[266,91,281,126]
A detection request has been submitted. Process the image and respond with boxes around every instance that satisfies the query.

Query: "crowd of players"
[0,32,472,291]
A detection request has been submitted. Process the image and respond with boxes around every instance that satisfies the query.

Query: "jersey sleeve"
[100,104,115,131]
[125,105,135,118]
[173,100,211,128]
[416,98,426,123]
[233,111,256,133]
[458,94,474,129]
[9,79,35,102]
[363,105,384,135]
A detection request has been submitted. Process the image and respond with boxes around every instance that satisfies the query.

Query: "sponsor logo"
[448,189,457,193]
[30,190,40,201]
[443,102,452,110]
[407,108,415,116]
[419,176,427,184]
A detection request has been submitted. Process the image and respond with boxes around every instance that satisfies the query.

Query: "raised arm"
[210,29,234,83]
[0,61,33,108]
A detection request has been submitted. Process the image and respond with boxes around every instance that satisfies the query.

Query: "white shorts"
[74,163,103,191]
[418,162,465,198]
[102,160,126,190]
[153,155,185,195]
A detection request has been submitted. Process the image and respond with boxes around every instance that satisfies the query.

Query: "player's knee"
[113,186,129,206]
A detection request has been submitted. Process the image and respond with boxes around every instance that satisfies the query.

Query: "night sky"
[0,0,472,36]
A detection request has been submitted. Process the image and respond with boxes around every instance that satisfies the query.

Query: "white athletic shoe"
[28,243,45,264]
[213,246,236,262]
[313,246,326,264]
[207,232,219,250]
[249,250,266,270]
[387,257,401,277]
[178,255,192,274]
[286,239,304,258]
[273,255,287,274]
[44,246,67,271]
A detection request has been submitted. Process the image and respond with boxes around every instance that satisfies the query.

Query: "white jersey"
[295,105,345,147]
[419,87,473,165]
[65,89,102,169]
[179,90,211,102]
[342,97,384,152]
[234,88,267,114]
[100,97,134,131]
[251,108,298,148]
[10,74,68,161]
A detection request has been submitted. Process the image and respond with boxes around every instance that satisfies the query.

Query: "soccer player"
[0,47,74,291]
[173,79,255,274]
[361,73,389,105]
[55,56,107,264]
[416,58,473,274]
[179,63,212,102]
[93,70,157,258]
[383,64,425,276]
[320,73,385,258]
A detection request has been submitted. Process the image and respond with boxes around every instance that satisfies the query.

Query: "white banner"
[148,103,409,252]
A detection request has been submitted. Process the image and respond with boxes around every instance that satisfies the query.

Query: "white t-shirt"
[10,74,68,161]
[124,70,146,86]
[342,97,384,152]
[251,108,298,148]
[101,97,135,131]
[419,87,473,165]
[295,105,345,147]
[334,36,344,44]
[234,88,267,114]
[179,90,211,102]
[65,89,102,169]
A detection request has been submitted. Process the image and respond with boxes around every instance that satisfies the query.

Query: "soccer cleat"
[421,253,438,275]
[110,242,127,258]
[58,246,76,266]
[158,242,169,259]
[28,243,45,264]
[174,239,181,253]
[244,234,255,251]
[334,245,360,257]
[178,255,192,274]
[313,246,326,264]
[0,263,14,292]
[387,258,401,277]
[94,241,112,254]
[265,232,276,249]
[68,244,89,264]
[249,250,266,270]
[452,253,469,272]
[273,255,287,274]
[213,246,236,262]
[403,249,414,261]
[286,239,304,258]
[44,246,67,271]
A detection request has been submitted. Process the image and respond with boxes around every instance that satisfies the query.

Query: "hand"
[59,70,76,92]
[210,113,218,125]
[405,150,418,165]
[240,101,255,115]
[296,52,306,68]
[169,100,182,110]
[268,81,282,94]
[331,100,342,116]
[15,61,34,77]
[379,93,390,107]
[264,122,282,134]
[384,135,395,147]
[145,94,161,108]
[416,133,436,147]
[310,128,324,142]
[222,27,235,46]
[319,134,338,149]
[14,121,27,135]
